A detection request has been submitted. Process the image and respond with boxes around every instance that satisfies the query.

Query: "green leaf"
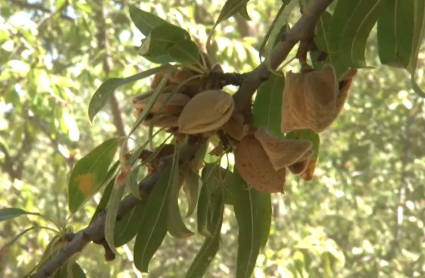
[88,65,170,123]
[68,138,119,214]
[238,3,251,21]
[127,166,141,199]
[377,0,414,68]
[168,39,200,65]
[114,199,146,247]
[129,7,167,36]
[186,188,224,278]
[207,0,249,48]
[0,208,39,222]
[167,149,194,238]
[0,227,35,273]
[34,235,63,273]
[133,166,174,272]
[264,0,299,67]
[231,170,263,278]
[88,161,120,225]
[311,12,335,70]
[104,174,126,255]
[197,163,219,237]
[285,129,321,160]
[253,72,285,137]
[53,263,86,278]
[329,0,383,68]
[408,1,425,98]
[257,192,272,249]
[183,169,200,218]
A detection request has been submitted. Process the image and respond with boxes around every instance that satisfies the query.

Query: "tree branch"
[30,0,334,276]
[7,0,73,21]
[30,137,206,278]
[233,0,334,111]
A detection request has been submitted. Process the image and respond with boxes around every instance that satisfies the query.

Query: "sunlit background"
[1,0,425,277]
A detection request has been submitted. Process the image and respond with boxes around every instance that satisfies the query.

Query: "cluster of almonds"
[235,65,358,194]
[131,52,247,147]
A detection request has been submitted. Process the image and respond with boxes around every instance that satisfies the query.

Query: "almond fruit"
[178,90,234,134]
[255,127,312,171]
[222,112,247,141]
[143,114,179,128]
[235,134,286,193]
[133,92,191,116]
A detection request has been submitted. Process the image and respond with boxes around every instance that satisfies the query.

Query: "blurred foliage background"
[1,0,425,277]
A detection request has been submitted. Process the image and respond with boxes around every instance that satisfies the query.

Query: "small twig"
[7,0,73,21]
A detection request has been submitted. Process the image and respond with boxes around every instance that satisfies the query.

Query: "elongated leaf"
[53,263,86,278]
[88,65,170,122]
[0,208,39,222]
[329,0,383,68]
[133,166,174,272]
[186,189,224,278]
[114,199,146,247]
[197,163,219,237]
[377,0,414,68]
[232,170,262,278]
[104,172,127,255]
[0,227,35,273]
[167,150,194,238]
[127,166,141,199]
[238,3,251,21]
[253,72,285,137]
[129,7,167,36]
[183,169,200,218]
[68,138,119,214]
[258,4,285,61]
[257,192,272,249]
[207,0,249,48]
[408,1,425,98]
[168,39,200,65]
[285,129,320,159]
[88,161,119,225]
[34,235,63,273]
[264,0,299,67]
[311,11,334,69]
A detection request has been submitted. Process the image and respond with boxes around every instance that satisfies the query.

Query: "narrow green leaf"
[285,129,320,160]
[408,1,425,98]
[133,166,174,272]
[257,192,272,249]
[186,189,224,278]
[88,65,170,123]
[129,7,167,36]
[183,169,200,218]
[168,39,200,65]
[53,263,86,278]
[207,0,249,49]
[232,170,262,278]
[114,199,146,247]
[104,175,126,255]
[0,208,39,222]
[68,138,119,214]
[88,161,120,225]
[238,3,251,21]
[264,0,299,68]
[127,166,141,199]
[0,226,35,273]
[311,12,335,69]
[167,147,194,238]
[329,0,383,68]
[258,4,285,61]
[34,235,63,273]
[197,163,219,237]
[377,0,414,68]
[253,72,285,137]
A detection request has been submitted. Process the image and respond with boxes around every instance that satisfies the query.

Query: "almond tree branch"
[233,0,335,111]
[30,0,334,276]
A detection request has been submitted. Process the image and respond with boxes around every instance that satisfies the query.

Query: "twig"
[7,0,73,21]
[233,0,334,111]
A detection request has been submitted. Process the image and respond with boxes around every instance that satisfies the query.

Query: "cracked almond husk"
[255,127,312,171]
[222,112,247,141]
[133,92,191,116]
[287,150,313,175]
[281,65,357,133]
[143,114,179,128]
[178,90,234,134]
[235,134,286,193]
[299,158,317,181]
